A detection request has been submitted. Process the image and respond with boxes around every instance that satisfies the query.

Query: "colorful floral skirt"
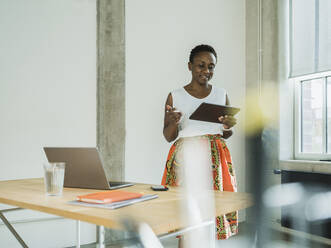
[161,134,238,240]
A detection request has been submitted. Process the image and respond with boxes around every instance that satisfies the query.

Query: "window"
[290,0,331,77]
[294,71,331,160]
[290,0,331,160]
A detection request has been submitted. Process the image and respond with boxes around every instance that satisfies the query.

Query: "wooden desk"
[0,178,253,245]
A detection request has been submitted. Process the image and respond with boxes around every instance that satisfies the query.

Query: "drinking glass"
[43,162,65,196]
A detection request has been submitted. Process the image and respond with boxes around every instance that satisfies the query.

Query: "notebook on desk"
[77,190,143,204]
[43,147,133,190]
[68,194,158,210]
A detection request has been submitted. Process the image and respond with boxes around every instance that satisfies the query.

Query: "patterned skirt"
[161,134,238,240]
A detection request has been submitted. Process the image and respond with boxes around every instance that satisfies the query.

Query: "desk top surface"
[0,178,253,235]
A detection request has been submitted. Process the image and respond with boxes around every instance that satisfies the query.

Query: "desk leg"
[96,225,105,248]
[0,210,28,248]
[159,220,215,240]
[159,219,215,247]
[76,220,80,248]
[210,219,216,248]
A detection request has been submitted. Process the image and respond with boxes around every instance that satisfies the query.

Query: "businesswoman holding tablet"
[161,45,238,243]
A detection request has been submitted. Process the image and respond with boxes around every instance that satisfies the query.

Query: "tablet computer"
[189,102,240,124]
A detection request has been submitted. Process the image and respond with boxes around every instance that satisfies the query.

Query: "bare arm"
[163,93,182,142]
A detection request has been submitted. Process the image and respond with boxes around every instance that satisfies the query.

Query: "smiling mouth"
[200,75,209,81]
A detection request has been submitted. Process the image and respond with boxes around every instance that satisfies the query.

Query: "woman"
[161,44,238,241]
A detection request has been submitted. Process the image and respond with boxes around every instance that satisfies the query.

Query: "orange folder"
[77,190,143,204]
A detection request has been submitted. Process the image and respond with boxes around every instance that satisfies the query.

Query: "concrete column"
[97,1,127,245]
[246,0,280,176]
[246,0,279,89]
[245,0,281,228]
[97,0,125,181]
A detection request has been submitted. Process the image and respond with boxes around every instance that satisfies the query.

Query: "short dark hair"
[189,44,217,63]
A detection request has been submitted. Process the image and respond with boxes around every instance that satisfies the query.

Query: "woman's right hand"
[165,105,182,125]
[163,93,181,142]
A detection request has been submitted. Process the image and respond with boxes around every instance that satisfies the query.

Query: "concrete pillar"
[246,0,279,90]
[97,0,125,182]
[245,0,281,228]
[97,0,127,245]
[246,0,280,177]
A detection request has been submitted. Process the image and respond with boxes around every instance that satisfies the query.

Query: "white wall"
[125,0,246,204]
[0,0,97,247]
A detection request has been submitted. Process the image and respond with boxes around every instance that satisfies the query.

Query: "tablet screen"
[189,102,240,123]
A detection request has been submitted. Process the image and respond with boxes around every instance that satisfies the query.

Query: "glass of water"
[43,162,65,196]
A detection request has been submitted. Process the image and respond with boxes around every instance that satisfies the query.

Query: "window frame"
[294,70,331,160]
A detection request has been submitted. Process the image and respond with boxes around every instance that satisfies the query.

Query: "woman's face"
[189,51,217,86]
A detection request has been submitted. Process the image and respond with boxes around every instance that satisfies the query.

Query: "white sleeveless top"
[171,86,227,139]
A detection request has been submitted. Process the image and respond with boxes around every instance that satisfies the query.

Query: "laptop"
[43,147,133,190]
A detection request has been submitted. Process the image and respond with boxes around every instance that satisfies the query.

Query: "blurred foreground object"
[180,138,216,248]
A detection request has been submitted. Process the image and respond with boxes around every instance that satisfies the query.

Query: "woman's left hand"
[218,115,237,129]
